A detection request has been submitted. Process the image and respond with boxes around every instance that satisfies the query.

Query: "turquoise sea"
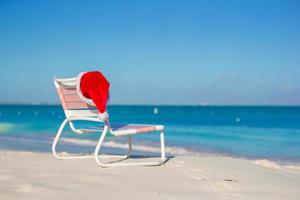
[0,105,300,164]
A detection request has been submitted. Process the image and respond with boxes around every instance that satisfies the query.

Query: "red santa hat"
[76,71,110,120]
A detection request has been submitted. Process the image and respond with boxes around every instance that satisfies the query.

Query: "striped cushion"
[112,124,164,136]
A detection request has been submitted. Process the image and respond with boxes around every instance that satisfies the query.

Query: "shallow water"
[0,105,300,163]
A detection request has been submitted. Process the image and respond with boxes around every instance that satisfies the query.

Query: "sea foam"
[60,138,202,156]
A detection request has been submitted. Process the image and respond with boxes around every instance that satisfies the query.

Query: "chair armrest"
[66,117,106,134]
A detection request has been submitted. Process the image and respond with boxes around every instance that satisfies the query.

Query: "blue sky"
[0,0,299,105]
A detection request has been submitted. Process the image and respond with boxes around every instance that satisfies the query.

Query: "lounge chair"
[53,77,167,167]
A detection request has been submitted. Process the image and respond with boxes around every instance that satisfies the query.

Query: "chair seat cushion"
[112,124,164,136]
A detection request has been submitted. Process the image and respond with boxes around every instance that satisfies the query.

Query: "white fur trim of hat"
[76,71,95,106]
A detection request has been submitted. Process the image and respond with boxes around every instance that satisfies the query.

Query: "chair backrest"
[54,77,98,118]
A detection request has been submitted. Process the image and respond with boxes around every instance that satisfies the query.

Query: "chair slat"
[56,87,68,110]
[65,109,98,117]
[64,94,85,102]
[55,79,99,118]
[66,102,95,109]
[60,87,77,95]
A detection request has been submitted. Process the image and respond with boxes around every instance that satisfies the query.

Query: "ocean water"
[0,105,300,164]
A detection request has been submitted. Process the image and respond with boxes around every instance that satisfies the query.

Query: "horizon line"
[0,103,300,107]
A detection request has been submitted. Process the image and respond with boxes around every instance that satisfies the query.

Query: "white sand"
[0,151,300,200]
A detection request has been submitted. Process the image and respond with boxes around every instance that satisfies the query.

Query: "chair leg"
[52,121,129,160]
[52,119,94,159]
[127,135,132,158]
[160,131,166,161]
[94,130,168,168]
[94,126,114,167]
[53,120,167,167]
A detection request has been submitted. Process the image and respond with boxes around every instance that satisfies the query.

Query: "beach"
[1,151,300,200]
